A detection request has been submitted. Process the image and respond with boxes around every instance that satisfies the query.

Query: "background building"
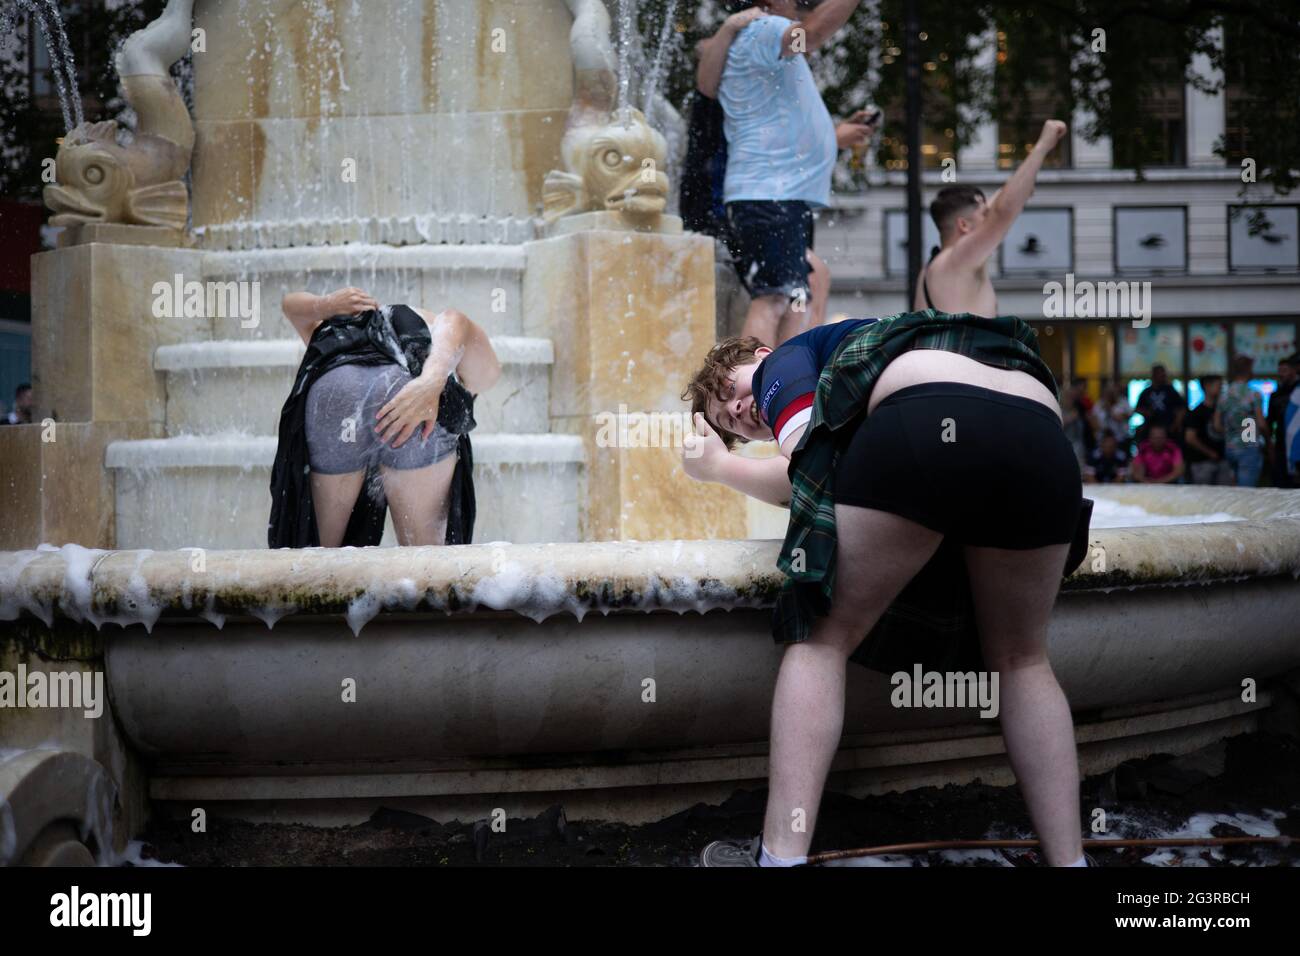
[813,23,1297,414]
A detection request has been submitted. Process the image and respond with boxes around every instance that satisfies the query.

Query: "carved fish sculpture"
[543,108,669,224]
[45,115,190,229]
[43,0,195,230]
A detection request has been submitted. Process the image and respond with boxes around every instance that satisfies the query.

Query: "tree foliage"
[0,0,168,202]
[2,1,1294,203]
[651,0,1298,193]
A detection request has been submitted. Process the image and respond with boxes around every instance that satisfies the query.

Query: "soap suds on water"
[1090,499,1241,529]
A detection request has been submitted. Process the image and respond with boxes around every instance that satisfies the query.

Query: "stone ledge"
[3,487,1300,628]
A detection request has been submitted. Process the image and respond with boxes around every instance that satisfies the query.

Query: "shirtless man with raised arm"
[915,119,1069,317]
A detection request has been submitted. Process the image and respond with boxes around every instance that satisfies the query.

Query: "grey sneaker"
[700,835,761,867]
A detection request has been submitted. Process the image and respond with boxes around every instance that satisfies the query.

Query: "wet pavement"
[133,731,1300,867]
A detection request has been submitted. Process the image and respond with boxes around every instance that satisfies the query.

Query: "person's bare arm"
[376,309,501,449]
[947,120,1067,271]
[696,7,768,97]
[1253,398,1268,439]
[716,452,793,506]
[781,0,863,56]
[414,308,501,396]
[1153,456,1185,484]
[778,421,807,459]
[836,110,880,149]
[683,413,792,506]
[1130,456,1147,482]
[281,287,377,345]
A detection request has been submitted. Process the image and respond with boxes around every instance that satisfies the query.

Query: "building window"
[999,208,1073,275]
[1120,323,1184,379]
[883,209,942,278]
[994,23,1073,169]
[876,107,957,172]
[1114,206,1188,274]
[1110,74,1187,168]
[1228,205,1300,273]
[1188,323,1230,377]
[1234,322,1297,376]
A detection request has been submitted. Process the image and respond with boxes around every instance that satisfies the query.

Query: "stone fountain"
[1,1,1299,866]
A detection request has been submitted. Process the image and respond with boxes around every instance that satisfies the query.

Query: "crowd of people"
[1062,355,1298,488]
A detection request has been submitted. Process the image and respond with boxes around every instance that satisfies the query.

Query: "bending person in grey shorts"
[281,287,501,546]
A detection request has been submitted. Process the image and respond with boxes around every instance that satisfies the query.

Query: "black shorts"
[724,200,814,300]
[833,382,1082,549]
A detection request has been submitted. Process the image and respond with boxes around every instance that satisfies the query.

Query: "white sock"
[1064,854,1087,867]
[759,842,807,867]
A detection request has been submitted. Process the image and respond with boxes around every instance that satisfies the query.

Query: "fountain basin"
[2,486,1299,849]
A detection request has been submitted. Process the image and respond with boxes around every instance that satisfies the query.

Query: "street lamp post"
[904,0,923,310]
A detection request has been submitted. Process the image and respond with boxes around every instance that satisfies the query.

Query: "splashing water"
[1,0,84,131]
[615,0,634,123]
[641,0,680,123]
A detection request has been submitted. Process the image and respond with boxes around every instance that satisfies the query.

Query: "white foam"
[120,840,184,868]
[1090,498,1242,529]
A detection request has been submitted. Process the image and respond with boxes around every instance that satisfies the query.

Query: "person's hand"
[325,286,378,317]
[725,6,768,32]
[1037,119,1068,152]
[682,413,729,482]
[375,375,444,449]
[846,109,880,132]
[836,115,875,149]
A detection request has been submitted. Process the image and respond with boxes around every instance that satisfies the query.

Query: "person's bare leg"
[964,543,1083,866]
[775,302,807,346]
[380,454,458,545]
[762,505,943,859]
[774,251,828,344]
[309,471,366,547]
[806,249,830,329]
[741,293,788,347]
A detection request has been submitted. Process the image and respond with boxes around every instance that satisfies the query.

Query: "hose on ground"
[806,834,1294,865]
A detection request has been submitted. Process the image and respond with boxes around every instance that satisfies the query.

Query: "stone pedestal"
[31,243,205,424]
[523,228,747,541]
[0,242,204,549]
[0,422,160,550]
[547,212,683,237]
[56,223,191,249]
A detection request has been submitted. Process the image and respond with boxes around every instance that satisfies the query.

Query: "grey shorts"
[305,362,460,475]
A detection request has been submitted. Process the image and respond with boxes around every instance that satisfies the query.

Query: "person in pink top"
[1131,424,1185,483]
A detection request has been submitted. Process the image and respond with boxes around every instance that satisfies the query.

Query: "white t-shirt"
[718,15,837,207]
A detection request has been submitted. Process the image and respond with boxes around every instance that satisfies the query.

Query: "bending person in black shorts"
[681,312,1092,867]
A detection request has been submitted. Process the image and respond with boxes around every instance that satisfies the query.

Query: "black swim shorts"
[833,381,1082,549]
[724,199,815,301]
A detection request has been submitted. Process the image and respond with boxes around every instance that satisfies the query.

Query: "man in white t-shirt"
[712,0,866,346]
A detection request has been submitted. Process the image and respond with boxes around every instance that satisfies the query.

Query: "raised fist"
[1038,119,1068,150]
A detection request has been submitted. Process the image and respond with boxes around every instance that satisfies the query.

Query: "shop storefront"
[1028,318,1299,412]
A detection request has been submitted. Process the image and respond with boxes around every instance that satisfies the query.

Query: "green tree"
[665,1,1297,193]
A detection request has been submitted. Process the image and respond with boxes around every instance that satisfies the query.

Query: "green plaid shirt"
[772,310,1063,673]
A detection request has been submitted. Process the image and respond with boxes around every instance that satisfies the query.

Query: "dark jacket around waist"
[267,305,476,549]
[773,310,1093,675]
